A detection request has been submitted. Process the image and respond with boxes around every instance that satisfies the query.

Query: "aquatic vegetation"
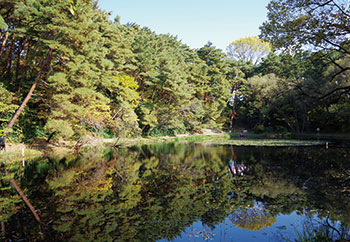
[200,138,326,146]
[283,217,350,242]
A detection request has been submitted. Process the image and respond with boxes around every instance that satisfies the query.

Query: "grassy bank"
[108,132,228,147]
[0,132,227,162]
[0,143,42,163]
[2,130,347,162]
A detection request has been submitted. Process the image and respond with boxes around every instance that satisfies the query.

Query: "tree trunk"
[0,40,14,78]
[6,49,53,133]
[19,41,31,92]
[15,39,26,93]
[1,221,4,237]
[229,101,236,130]
[0,28,9,56]
[9,178,41,223]
[229,83,238,130]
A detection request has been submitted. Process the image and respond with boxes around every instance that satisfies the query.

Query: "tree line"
[0,0,349,142]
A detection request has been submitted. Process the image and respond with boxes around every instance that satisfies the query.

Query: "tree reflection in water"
[229,202,276,231]
[0,142,349,241]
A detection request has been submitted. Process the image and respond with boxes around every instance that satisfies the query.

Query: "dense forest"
[0,0,349,143]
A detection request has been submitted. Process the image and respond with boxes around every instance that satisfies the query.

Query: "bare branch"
[319,86,350,100]
[323,38,350,55]
[330,0,350,18]
[309,0,333,12]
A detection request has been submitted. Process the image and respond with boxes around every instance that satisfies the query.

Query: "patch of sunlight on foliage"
[45,119,75,140]
[48,170,76,189]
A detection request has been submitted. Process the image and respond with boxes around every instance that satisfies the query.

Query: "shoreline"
[0,130,226,162]
[1,130,348,162]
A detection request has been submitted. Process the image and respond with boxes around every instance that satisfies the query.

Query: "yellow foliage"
[227,36,272,65]
[111,74,140,108]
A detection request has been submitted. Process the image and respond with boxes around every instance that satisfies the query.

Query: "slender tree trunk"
[0,28,9,56]
[141,124,148,134]
[229,101,236,130]
[151,88,157,100]
[229,83,238,130]
[1,221,4,237]
[294,110,300,133]
[6,49,53,133]
[15,39,25,93]
[1,40,14,78]
[9,178,41,223]
[19,41,31,91]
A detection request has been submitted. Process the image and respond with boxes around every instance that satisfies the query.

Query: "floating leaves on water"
[199,138,326,147]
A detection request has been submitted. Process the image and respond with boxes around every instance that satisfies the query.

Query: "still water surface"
[1,141,350,241]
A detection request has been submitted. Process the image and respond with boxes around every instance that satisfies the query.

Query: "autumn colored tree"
[226,36,272,65]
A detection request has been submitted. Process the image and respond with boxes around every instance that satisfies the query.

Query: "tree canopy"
[260,0,350,52]
[226,36,272,65]
[0,0,349,141]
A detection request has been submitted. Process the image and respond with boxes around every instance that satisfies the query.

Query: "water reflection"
[0,143,350,241]
[228,147,247,177]
[229,202,275,231]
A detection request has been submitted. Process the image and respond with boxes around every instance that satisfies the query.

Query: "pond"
[1,139,350,241]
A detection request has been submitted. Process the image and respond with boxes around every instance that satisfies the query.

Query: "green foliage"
[48,170,76,189]
[0,84,18,135]
[0,0,349,144]
[260,0,350,52]
[196,42,233,129]
[0,196,21,222]
[257,0,350,132]
[0,14,7,29]
[45,119,75,140]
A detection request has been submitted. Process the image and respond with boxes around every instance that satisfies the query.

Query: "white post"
[22,148,25,167]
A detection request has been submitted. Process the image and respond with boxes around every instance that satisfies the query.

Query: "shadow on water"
[0,141,350,241]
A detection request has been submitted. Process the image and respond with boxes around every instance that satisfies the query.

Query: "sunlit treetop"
[226,36,272,65]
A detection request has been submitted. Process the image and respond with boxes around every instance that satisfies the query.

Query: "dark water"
[1,141,350,241]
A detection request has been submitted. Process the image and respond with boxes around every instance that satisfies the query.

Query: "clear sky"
[98,0,271,51]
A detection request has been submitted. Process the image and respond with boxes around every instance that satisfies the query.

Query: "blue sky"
[98,0,271,51]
